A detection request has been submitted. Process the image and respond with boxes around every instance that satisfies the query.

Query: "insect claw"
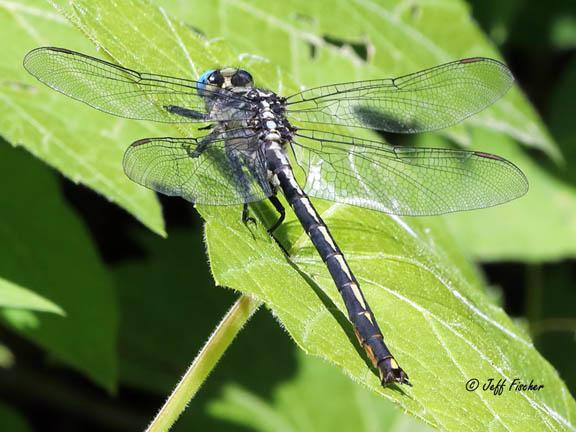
[378,357,410,386]
[242,204,257,228]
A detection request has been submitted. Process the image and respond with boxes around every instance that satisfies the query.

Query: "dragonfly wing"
[291,129,527,215]
[123,130,272,205]
[286,58,514,133]
[23,47,251,123]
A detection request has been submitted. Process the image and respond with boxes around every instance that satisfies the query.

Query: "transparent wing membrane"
[292,130,527,216]
[24,45,529,389]
[123,131,272,205]
[23,47,250,123]
[286,58,514,133]
[24,47,525,213]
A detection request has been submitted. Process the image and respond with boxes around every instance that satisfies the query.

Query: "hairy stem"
[146,294,261,432]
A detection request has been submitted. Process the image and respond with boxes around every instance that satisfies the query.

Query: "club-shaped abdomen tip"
[378,356,411,386]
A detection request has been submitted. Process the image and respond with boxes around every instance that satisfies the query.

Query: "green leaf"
[158,0,576,262]
[158,0,559,160]
[0,140,117,390]
[0,0,165,236]
[441,57,576,262]
[0,403,32,432]
[550,14,576,49]
[203,202,576,430]
[0,344,15,368]
[0,275,64,315]
[113,227,300,432]
[550,57,576,185]
[23,0,576,429]
[467,0,576,51]
[433,129,576,261]
[208,352,433,432]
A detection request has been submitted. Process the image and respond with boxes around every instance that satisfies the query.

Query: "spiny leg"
[242,203,257,227]
[240,196,289,254]
[267,195,286,234]
[266,195,290,256]
[184,131,218,159]
[185,133,256,230]
[164,104,206,120]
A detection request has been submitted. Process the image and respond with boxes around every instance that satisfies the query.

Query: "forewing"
[123,132,272,205]
[291,130,527,216]
[23,47,250,123]
[286,58,514,133]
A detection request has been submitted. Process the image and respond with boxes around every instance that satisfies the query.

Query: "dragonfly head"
[197,68,254,95]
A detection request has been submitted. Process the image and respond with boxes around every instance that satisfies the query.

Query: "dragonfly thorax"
[211,85,294,144]
[198,68,293,141]
[25,47,526,388]
[198,67,293,143]
[249,90,293,144]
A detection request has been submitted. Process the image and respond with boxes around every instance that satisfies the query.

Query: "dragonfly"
[23,47,528,386]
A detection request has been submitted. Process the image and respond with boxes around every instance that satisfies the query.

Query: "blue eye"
[198,69,215,85]
[197,69,223,96]
[197,69,214,95]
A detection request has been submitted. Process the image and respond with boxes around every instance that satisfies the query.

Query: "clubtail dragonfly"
[24,47,528,386]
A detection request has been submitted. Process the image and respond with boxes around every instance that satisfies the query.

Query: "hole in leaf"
[322,35,371,62]
[410,3,421,19]
[308,41,318,59]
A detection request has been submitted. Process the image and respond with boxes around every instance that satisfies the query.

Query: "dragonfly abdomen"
[265,141,409,386]
[23,47,526,388]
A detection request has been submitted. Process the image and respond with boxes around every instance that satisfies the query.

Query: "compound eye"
[231,69,253,87]
[207,70,225,87]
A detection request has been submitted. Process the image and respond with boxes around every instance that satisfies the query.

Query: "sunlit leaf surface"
[162,0,559,159]
[0,0,164,235]
[208,352,434,432]
[3,0,574,429]
[159,0,576,261]
[0,276,64,315]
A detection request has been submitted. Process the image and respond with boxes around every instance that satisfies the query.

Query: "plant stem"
[146,294,261,432]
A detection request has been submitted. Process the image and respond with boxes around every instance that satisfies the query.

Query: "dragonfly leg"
[187,133,216,158]
[264,196,289,256]
[267,195,286,234]
[163,105,206,120]
[242,203,257,227]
